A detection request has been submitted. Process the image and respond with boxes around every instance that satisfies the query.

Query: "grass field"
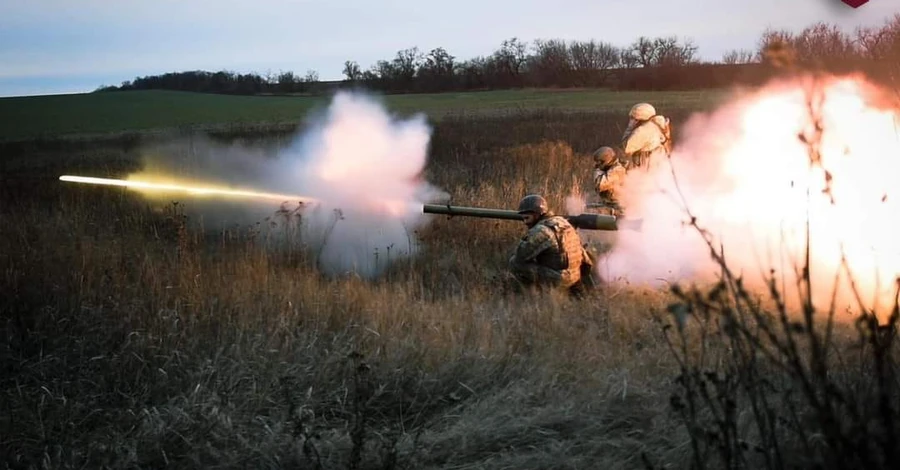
[1,85,898,469]
[0,88,729,143]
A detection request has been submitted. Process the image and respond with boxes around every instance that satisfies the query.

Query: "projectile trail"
[59,175,317,203]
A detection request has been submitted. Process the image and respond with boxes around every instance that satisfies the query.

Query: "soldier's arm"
[513,226,555,263]
[608,166,627,186]
[623,123,662,154]
[597,167,626,192]
[592,168,605,189]
[596,172,612,192]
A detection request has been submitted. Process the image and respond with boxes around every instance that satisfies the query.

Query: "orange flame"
[615,74,900,319]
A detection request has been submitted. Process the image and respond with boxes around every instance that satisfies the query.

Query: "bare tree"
[570,40,619,68]
[492,37,529,79]
[792,22,856,62]
[628,36,657,67]
[342,60,362,81]
[454,56,490,88]
[369,60,395,81]
[569,39,620,86]
[622,36,697,67]
[529,38,572,86]
[855,14,900,60]
[418,47,455,77]
[756,28,795,62]
[418,47,456,90]
[619,48,640,68]
[855,25,889,60]
[277,70,297,93]
[391,47,424,82]
[653,36,699,66]
[721,49,756,64]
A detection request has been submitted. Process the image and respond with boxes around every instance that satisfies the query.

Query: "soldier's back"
[539,216,583,267]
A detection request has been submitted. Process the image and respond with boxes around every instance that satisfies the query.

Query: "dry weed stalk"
[651,74,900,470]
[9,107,897,469]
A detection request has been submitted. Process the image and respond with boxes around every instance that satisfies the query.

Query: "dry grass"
[1,106,898,469]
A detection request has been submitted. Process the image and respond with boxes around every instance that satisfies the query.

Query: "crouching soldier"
[507,194,595,296]
[592,146,628,218]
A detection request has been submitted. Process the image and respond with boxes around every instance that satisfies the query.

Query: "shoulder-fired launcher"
[422,203,642,232]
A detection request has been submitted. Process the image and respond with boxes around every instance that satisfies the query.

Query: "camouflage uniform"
[592,147,628,217]
[621,103,672,170]
[507,195,590,292]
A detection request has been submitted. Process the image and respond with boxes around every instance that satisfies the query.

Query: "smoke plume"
[128,90,447,278]
[600,74,900,317]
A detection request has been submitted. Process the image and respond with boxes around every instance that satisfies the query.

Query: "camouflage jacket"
[593,161,627,201]
[622,116,672,169]
[512,215,584,272]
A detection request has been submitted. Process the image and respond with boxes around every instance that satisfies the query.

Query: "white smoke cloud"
[597,74,900,316]
[129,90,448,278]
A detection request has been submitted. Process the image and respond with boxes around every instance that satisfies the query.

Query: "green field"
[0,88,729,142]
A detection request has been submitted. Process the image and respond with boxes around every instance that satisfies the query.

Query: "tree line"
[96,15,900,95]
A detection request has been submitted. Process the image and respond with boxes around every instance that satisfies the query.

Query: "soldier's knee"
[508,258,535,282]
[508,256,524,274]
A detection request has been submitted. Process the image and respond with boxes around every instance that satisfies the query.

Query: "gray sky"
[0,0,896,97]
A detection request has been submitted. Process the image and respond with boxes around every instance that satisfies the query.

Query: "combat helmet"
[629,102,656,121]
[592,146,618,165]
[517,194,549,216]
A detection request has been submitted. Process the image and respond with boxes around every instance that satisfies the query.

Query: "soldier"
[621,102,672,170]
[591,146,628,217]
[507,194,594,295]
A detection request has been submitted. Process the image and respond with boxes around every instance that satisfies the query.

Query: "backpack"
[650,115,673,155]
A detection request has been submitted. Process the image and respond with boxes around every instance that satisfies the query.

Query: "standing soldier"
[591,146,628,217]
[507,194,594,295]
[621,102,672,170]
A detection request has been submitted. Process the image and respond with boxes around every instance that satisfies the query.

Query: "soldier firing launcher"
[422,203,642,232]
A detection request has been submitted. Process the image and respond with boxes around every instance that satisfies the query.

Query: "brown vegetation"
[2,96,899,469]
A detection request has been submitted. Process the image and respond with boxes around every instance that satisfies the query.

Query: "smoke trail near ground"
[127,91,448,278]
[601,74,900,317]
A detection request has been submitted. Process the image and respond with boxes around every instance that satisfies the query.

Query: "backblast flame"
[606,74,900,319]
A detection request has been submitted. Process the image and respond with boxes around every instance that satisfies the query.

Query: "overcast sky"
[1,0,896,97]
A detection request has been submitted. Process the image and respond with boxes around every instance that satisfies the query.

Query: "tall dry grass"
[1,107,897,469]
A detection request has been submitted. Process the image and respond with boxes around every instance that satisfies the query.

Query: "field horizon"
[0,87,731,144]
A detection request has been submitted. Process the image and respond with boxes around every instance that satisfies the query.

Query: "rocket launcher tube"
[422,203,525,221]
[422,203,642,232]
